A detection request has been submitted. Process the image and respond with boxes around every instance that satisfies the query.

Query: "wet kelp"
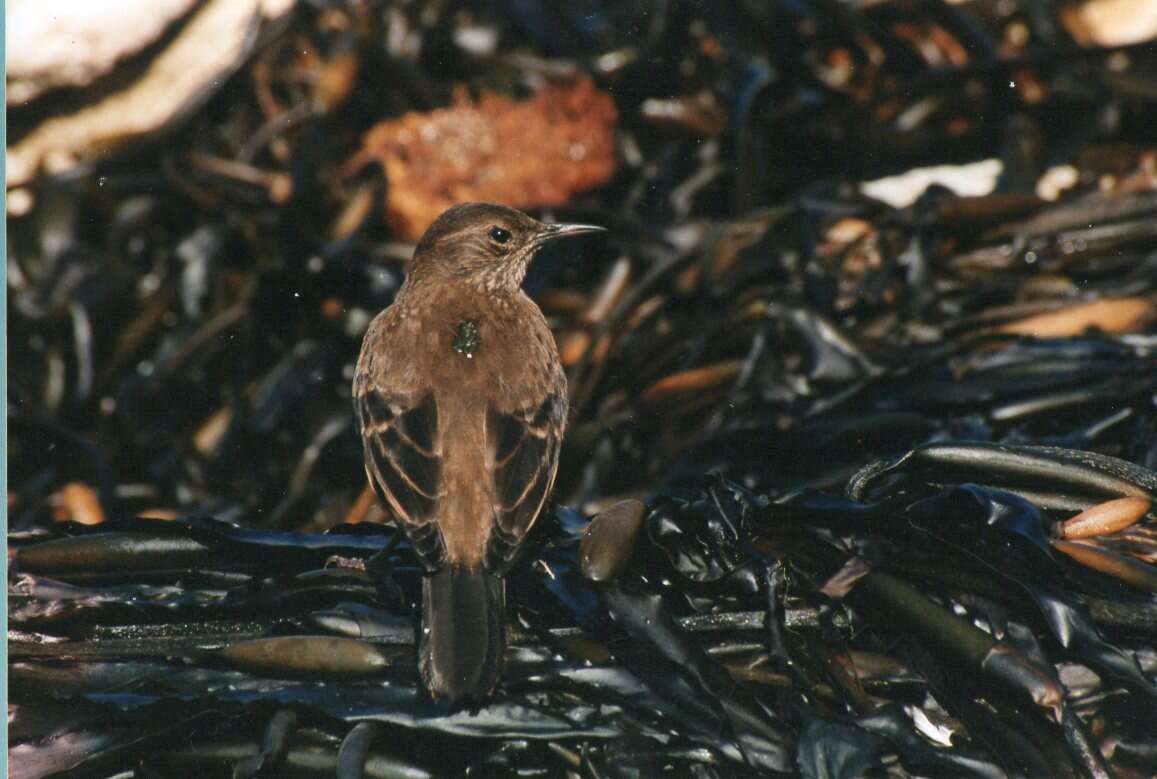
[7,0,1157,777]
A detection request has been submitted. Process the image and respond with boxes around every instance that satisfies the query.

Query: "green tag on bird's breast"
[453,319,481,358]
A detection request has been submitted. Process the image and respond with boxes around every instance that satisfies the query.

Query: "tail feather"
[419,566,505,703]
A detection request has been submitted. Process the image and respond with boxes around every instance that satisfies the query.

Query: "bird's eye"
[488,226,512,244]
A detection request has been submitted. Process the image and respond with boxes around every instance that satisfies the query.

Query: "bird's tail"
[419,566,505,703]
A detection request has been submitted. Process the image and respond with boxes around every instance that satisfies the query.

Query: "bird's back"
[357,281,566,567]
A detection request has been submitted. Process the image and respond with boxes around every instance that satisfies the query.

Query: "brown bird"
[353,202,604,703]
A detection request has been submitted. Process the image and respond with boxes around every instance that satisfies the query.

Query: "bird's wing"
[354,378,447,570]
[484,390,566,574]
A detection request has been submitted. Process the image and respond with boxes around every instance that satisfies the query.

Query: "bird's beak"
[535,222,607,245]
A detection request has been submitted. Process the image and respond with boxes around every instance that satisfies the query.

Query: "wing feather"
[355,386,447,570]
[484,391,565,573]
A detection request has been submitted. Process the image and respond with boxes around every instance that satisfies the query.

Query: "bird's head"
[407,203,604,292]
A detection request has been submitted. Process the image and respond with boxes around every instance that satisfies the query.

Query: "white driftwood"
[7,0,296,188]
[7,0,199,104]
